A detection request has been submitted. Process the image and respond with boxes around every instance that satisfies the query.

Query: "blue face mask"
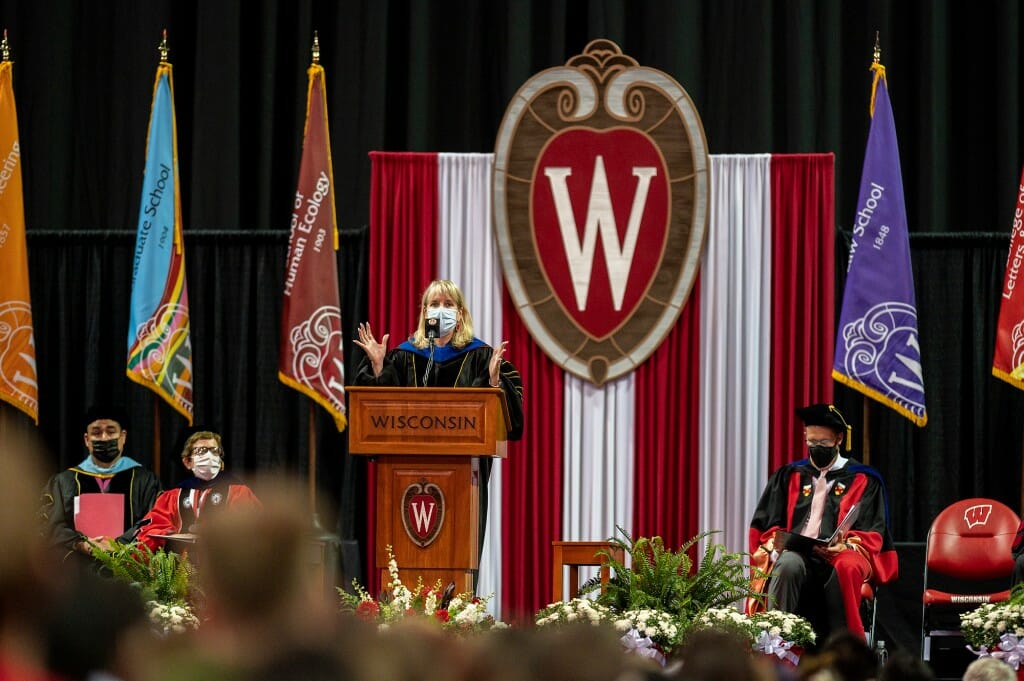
[426,307,458,336]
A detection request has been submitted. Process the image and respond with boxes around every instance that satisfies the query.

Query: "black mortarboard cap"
[82,403,129,432]
[795,403,852,451]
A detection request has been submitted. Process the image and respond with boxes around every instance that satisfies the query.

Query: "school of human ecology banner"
[0,59,38,423]
[832,61,927,427]
[126,61,193,423]
[278,63,346,431]
[992,166,1024,390]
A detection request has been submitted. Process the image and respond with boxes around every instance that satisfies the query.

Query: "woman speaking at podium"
[353,279,524,440]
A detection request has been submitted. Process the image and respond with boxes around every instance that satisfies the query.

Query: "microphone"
[423,317,439,384]
[425,317,440,341]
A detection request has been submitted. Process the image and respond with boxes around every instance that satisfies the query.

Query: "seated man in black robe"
[39,404,161,567]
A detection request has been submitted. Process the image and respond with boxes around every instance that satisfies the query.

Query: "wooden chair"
[551,540,625,603]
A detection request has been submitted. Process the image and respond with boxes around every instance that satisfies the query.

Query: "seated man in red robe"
[135,430,259,551]
[748,404,898,642]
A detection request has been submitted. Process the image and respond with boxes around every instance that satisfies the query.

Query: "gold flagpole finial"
[873,31,881,64]
[2,30,10,62]
[312,31,320,65]
[159,29,169,62]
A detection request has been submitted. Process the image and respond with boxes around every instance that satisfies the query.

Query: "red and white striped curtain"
[367,151,834,620]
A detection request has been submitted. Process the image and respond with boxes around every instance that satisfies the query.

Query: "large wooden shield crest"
[493,39,708,384]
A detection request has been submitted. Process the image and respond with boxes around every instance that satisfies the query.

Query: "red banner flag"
[278,64,346,430]
[993,167,1024,390]
[0,59,38,423]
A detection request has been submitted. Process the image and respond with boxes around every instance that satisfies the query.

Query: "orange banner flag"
[993,166,1024,390]
[0,59,38,423]
[278,63,346,430]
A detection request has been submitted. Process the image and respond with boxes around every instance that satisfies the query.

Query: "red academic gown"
[136,473,259,551]
[748,457,898,637]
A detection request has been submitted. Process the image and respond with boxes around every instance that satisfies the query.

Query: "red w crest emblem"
[401,481,445,548]
[493,39,708,385]
[963,504,993,529]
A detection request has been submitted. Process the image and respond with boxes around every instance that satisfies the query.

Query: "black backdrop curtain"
[3,1,1024,550]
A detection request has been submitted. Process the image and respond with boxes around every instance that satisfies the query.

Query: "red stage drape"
[768,154,835,472]
[366,151,438,592]
[633,278,702,550]
[500,289,564,620]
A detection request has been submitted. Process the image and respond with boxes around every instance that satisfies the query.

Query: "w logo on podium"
[402,481,446,548]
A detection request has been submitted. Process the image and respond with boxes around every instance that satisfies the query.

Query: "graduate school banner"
[126,61,193,423]
[0,58,38,423]
[832,61,927,427]
[992,167,1024,390]
[278,62,346,431]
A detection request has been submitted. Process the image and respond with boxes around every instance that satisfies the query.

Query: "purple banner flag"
[832,62,926,426]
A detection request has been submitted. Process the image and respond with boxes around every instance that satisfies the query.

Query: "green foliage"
[89,540,197,606]
[579,527,760,625]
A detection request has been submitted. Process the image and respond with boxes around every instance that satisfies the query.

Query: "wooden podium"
[348,386,509,593]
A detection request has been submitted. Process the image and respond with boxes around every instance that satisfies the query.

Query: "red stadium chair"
[921,498,1021,661]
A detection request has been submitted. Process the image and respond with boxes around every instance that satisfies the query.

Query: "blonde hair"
[181,431,224,460]
[410,279,475,349]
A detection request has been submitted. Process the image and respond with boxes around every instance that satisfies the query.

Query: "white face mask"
[425,307,458,336]
[191,452,222,481]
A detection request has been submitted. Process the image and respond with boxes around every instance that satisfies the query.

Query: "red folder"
[74,493,124,538]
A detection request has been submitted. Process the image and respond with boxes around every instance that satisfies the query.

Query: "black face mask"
[808,445,838,469]
[91,438,120,464]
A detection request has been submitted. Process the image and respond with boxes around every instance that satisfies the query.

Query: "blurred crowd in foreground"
[0,428,988,681]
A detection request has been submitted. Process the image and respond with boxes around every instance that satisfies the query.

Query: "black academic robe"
[40,464,161,555]
[354,337,524,440]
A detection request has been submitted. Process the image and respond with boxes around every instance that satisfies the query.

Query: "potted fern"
[563,528,760,656]
[89,541,201,636]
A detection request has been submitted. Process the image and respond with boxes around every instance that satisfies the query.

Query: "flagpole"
[308,402,320,527]
[153,397,161,480]
[861,397,871,466]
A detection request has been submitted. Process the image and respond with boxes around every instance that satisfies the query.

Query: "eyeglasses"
[805,439,836,448]
[191,446,223,457]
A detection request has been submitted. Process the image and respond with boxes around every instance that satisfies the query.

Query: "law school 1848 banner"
[0,57,38,423]
[126,60,193,423]
[278,61,346,431]
[832,61,926,427]
[993,167,1024,390]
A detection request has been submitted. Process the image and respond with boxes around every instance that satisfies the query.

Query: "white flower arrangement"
[339,545,506,634]
[694,606,758,640]
[535,597,613,627]
[610,608,683,652]
[750,609,817,648]
[962,601,1024,669]
[147,600,200,637]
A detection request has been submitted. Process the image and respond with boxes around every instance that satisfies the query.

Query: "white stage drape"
[699,154,773,556]
[559,374,635,599]
[436,153,505,613]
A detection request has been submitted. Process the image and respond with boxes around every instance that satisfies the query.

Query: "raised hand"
[354,322,389,377]
[488,340,508,387]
